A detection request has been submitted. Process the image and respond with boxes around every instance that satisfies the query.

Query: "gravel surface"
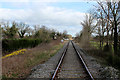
[26,42,68,79]
[57,42,89,79]
[73,42,120,79]
[27,41,120,80]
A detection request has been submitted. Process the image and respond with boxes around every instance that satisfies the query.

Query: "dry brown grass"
[2,39,64,79]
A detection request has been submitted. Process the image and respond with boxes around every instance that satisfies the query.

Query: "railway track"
[51,41,94,80]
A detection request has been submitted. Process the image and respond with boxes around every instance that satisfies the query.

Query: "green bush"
[2,38,44,54]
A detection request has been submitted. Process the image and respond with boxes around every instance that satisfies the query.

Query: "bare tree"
[17,22,29,38]
[97,1,120,54]
[26,27,33,37]
[94,8,106,48]
[80,14,97,48]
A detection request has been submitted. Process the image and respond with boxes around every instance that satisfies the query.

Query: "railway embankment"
[27,41,119,79]
[27,42,68,79]
[74,42,120,79]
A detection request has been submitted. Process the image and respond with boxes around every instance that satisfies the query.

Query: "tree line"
[0,20,68,54]
[76,1,120,55]
[1,21,66,39]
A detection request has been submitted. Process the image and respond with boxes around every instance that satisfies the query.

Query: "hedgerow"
[2,38,49,54]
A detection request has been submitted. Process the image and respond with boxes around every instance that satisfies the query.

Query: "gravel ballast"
[73,42,120,79]
[27,41,119,79]
[26,42,68,79]
[57,42,89,79]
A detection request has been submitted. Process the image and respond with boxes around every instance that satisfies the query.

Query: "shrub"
[2,38,45,54]
[103,44,112,52]
[106,52,113,64]
[112,55,120,68]
[2,49,27,59]
[106,52,120,69]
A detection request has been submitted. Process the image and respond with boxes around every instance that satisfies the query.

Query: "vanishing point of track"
[51,41,94,80]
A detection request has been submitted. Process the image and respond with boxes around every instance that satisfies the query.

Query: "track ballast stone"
[73,42,120,79]
[27,41,119,80]
[26,42,68,79]
[57,42,89,79]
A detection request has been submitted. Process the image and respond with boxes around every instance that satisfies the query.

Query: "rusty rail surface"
[51,41,94,80]
[71,41,94,80]
[51,41,70,80]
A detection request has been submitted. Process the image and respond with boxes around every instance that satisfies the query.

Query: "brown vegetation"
[2,39,64,79]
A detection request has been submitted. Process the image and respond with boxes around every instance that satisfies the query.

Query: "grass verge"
[85,41,120,78]
[2,40,64,79]
[25,43,63,67]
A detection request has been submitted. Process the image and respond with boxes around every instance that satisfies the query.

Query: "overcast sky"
[0,0,97,36]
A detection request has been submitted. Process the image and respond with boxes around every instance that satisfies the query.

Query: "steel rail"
[71,41,94,80]
[51,41,69,80]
